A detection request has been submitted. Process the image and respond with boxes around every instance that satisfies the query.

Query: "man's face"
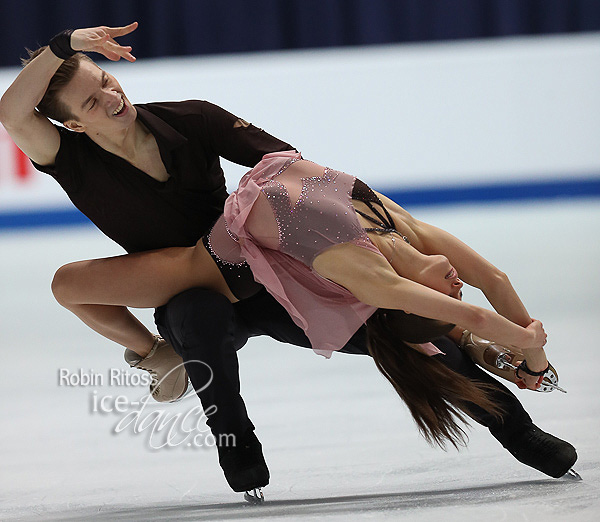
[59,59,136,135]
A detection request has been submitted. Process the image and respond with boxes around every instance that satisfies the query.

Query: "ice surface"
[1,199,599,521]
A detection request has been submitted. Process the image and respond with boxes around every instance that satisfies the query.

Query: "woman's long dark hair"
[366,309,504,449]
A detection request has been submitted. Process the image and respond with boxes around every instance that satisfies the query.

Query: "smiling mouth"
[113,97,125,116]
[445,268,457,279]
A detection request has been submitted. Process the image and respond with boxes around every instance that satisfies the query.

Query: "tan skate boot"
[459,330,564,393]
[124,335,189,402]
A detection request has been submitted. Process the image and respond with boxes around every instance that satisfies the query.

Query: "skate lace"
[135,364,160,397]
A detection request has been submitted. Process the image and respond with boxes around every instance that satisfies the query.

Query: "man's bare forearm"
[0,47,63,128]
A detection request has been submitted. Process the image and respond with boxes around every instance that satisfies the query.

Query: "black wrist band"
[517,359,549,377]
[49,29,76,60]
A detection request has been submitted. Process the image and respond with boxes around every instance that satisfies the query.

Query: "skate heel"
[563,468,583,481]
[244,488,265,504]
[481,344,566,393]
[482,344,514,368]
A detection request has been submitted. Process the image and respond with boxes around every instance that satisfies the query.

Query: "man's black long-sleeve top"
[33,100,294,253]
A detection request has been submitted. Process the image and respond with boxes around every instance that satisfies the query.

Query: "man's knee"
[433,337,480,376]
[155,288,236,355]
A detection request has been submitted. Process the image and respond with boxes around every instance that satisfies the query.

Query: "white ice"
[1,199,599,521]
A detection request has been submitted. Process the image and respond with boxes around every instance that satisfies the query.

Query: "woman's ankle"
[130,334,157,358]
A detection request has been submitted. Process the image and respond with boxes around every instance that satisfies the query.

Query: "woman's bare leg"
[60,303,155,356]
[52,244,226,356]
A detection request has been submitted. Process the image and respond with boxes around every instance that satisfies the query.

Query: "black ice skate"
[501,423,580,479]
[218,429,269,502]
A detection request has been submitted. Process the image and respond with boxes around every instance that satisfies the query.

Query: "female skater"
[53,150,548,448]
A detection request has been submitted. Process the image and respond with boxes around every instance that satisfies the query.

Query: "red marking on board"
[13,143,32,181]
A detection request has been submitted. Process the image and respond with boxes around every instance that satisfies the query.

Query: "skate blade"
[244,488,265,504]
[535,364,566,393]
[562,468,583,481]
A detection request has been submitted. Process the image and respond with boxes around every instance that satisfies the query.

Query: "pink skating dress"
[221,151,386,357]
[214,151,442,357]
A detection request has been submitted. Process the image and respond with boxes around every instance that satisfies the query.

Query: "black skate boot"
[499,423,577,478]
[217,429,269,495]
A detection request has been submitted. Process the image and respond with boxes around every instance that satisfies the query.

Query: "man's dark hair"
[22,48,94,123]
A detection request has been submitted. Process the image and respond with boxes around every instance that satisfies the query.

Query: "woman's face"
[417,254,463,300]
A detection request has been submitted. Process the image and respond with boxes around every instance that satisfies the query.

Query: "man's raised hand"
[70,22,138,62]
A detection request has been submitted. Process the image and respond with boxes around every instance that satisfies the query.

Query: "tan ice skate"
[124,335,189,402]
[459,330,565,393]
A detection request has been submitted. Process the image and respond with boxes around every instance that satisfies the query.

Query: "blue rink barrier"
[386,176,600,208]
[0,176,599,231]
[0,208,92,230]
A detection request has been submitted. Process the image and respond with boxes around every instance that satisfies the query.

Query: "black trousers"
[155,287,532,445]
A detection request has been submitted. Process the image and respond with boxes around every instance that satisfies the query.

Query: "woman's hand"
[523,319,547,350]
[514,319,549,390]
[70,22,138,62]
[514,367,545,390]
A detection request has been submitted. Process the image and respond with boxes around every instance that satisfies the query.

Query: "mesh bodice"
[257,166,372,266]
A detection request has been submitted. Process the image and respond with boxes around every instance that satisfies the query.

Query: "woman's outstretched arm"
[374,191,532,327]
[370,191,546,388]
[313,243,548,383]
[413,219,532,326]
